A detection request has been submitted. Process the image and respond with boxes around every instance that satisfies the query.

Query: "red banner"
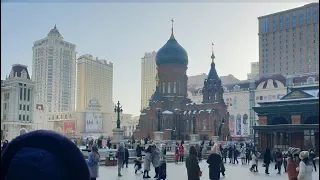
[63,121,76,134]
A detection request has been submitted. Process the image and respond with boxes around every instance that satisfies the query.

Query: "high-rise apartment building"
[247,62,259,80]
[32,25,76,113]
[76,54,113,112]
[141,51,157,110]
[258,3,319,77]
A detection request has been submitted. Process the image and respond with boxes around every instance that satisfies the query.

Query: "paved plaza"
[99,161,319,180]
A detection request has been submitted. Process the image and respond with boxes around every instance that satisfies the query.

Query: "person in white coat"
[297,151,313,180]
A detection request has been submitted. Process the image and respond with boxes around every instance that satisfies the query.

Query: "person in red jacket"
[175,147,180,164]
[179,145,185,163]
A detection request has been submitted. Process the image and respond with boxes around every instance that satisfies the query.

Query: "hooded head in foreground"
[1,130,90,180]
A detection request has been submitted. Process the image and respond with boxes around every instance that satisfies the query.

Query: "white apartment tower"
[32,25,76,113]
[1,64,35,140]
[141,51,157,110]
[76,54,114,112]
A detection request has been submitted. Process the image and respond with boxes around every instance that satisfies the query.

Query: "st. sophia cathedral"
[134,22,230,141]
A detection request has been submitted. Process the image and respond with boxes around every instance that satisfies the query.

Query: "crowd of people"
[1,133,319,180]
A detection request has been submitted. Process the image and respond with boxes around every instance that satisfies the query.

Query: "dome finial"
[211,42,215,64]
[170,18,175,39]
[54,24,57,29]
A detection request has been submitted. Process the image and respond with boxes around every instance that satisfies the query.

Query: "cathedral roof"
[150,86,161,103]
[156,20,188,66]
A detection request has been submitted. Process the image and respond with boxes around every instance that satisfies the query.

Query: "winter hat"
[299,151,309,160]
[1,130,90,180]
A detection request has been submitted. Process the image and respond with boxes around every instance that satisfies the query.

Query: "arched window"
[202,119,207,130]
[173,82,177,93]
[168,82,171,93]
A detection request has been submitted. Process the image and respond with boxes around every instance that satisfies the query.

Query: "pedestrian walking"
[297,151,313,180]
[245,147,251,164]
[287,147,300,180]
[283,150,288,173]
[1,130,90,180]
[240,146,246,165]
[136,144,142,158]
[116,143,125,177]
[87,144,100,180]
[275,148,283,174]
[207,144,223,180]
[233,146,239,164]
[186,146,201,180]
[179,145,185,163]
[152,145,161,178]
[122,146,129,168]
[263,148,273,174]
[143,146,152,178]
[134,157,143,174]
[309,149,317,172]
[222,148,228,163]
[228,145,233,163]
[175,148,180,164]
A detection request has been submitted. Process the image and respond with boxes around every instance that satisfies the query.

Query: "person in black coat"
[228,146,233,163]
[233,147,239,164]
[207,144,223,180]
[136,145,142,158]
[186,146,201,180]
[263,148,272,174]
[122,146,129,168]
[274,148,283,174]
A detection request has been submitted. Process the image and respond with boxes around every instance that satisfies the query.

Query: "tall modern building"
[141,51,157,110]
[1,64,35,140]
[76,54,114,112]
[258,3,319,77]
[247,62,259,80]
[32,25,76,113]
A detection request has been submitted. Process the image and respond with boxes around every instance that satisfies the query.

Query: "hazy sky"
[1,2,316,115]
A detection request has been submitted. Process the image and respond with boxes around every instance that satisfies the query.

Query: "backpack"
[87,153,96,167]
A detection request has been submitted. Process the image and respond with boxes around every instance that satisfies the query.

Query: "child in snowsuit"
[175,148,179,164]
[250,151,259,172]
[134,157,143,174]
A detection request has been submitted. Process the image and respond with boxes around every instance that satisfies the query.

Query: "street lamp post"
[193,115,196,134]
[114,101,123,129]
[156,109,162,131]
[178,112,181,140]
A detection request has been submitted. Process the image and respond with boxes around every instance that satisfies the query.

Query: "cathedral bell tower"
[202,43,224,103]
[154,19,190,108]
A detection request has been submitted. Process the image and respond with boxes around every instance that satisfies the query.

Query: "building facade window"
[272,16,276,31]
[279,14,283,29]
[300,10,304,25]
[285,13,290,29]
[168,82,171,93]
[292,11,297,26]
[307,8,311,24]
[173,82,176,93]
[313,7,318,22]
